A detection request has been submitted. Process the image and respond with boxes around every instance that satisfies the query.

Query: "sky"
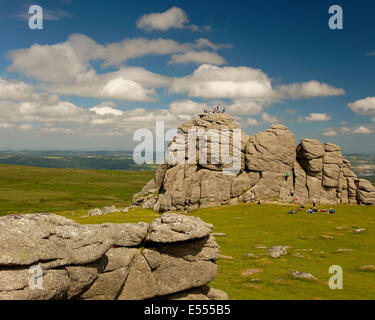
[0,0,374,153]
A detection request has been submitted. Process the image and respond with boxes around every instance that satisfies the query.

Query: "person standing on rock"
[313,199,316,207]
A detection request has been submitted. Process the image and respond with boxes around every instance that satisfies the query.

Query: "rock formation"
[133,113,375,211]
[0,213,228,300]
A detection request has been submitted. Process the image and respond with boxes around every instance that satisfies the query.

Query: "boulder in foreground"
[0,213,225,300]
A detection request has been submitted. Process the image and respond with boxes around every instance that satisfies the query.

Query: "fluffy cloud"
[323,129,338,137]
[170,64,273,99]
[227,100,264,116]
[305,113,332,122]
[99,78,156,101]
[0,79,190,136]
[245,118,259,126]
[169,100,207,115]
[7,34,229,101]
[322,126,374,137]
[136,7,201,31]
[169,51,226,65]
[352,126,374,135]
[277,81,345,99]
[194,38,231,51]
[348,97,375,121]
[90,102,124,116]
[169,65,344,116]
[262,113,280,123]
[0,78,58,104]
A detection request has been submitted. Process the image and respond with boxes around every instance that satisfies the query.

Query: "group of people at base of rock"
[249,195,336,214]
[288,201,336,215]
[203,105,226,114]
[256,170,336,215]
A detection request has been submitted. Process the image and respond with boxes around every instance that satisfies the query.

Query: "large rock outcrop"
[0,213,228,300]
[133,113,375,211]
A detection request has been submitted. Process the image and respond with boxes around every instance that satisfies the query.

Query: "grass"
[0,164,153,215]
[193,203,375,300]
[2,163,375,299]
[60,203,375,300]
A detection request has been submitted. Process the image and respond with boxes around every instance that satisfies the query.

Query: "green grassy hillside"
[1,163,375,300]
[0,164,153,215]
[60,203,375,300]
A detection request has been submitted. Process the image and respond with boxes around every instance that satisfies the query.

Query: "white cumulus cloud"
[352,126,373,135]
[262,113,280,123]
[323,129,338,137]
[170,64,273,99]
[136,7,201,32]
[348,97,375,122]
[169,100,207,115]
[169,51,226,65]
[277,80,345,99]
[305,113,332,122]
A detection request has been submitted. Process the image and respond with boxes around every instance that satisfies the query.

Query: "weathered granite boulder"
[133,114,375,211]
[245,124,296,173]
[0,213,225,300]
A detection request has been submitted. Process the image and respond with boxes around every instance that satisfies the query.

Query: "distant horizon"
[0,149,374,156]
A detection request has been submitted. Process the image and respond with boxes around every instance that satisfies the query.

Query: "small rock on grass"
[269,246,290,259]
[88,208,102,216]
[290,271,318,281]
[255,246,267,249]
[212,233,226,237]
[241,268,262,276]
[320,235,335,240]
[335,226,349,230]
[352,228,366,234]
[359,265,375,272]
[244,253,257,259]
[102,205,120,214]
[335,249,353,253]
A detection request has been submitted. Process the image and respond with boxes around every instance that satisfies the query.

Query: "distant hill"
[0,151,155,171]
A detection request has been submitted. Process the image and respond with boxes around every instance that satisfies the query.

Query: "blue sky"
[0,0,374,152]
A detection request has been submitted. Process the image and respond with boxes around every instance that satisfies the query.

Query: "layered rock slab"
[0,213,225,300]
